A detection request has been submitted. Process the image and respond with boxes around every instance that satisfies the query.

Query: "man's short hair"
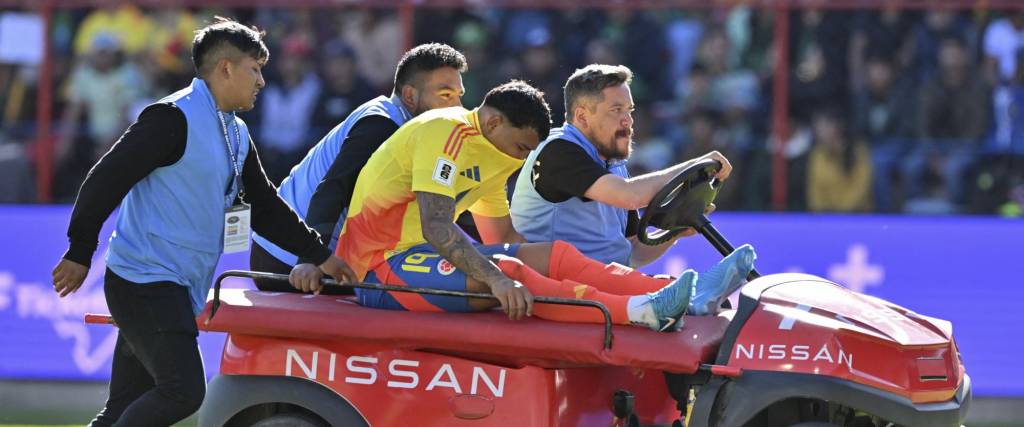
[563,64,633,123]
[192,16,269,77]
[482,80,552,141]
[393,43,468,90]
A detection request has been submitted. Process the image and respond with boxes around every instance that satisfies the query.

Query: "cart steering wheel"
[636,159,722,246]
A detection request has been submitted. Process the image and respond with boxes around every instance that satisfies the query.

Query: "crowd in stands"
[0,4,1021,216]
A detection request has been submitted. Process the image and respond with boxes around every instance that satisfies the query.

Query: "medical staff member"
[250,43,468,292]
[510,64,753,316]
[51,17,355,426]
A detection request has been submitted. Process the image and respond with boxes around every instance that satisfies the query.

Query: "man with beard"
[511,64,751,316]
[250,43,467,293]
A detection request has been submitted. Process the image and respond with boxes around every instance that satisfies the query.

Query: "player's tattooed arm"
[416,191,508,286]
[416,191,534,320]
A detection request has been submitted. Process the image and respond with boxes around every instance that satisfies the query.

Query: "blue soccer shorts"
[357,242,520,312]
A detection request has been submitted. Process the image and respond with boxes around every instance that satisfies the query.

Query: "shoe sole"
[692,249,755,316]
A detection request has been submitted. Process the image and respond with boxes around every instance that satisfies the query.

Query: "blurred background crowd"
[1,2,1022,217]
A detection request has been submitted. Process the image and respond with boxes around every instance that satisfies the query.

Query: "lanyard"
[217,111,245,204]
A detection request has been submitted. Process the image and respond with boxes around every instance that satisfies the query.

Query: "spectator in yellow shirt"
[72,3,152,57]
[807,109,874,213]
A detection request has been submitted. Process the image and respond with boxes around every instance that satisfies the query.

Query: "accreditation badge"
[223,203,251,254]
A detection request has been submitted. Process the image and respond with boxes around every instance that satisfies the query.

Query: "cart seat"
[200,289,731,374]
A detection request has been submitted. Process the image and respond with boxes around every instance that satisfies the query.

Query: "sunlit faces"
[226,55,266,112]
[409,67,465,116]
[579,84,634,161]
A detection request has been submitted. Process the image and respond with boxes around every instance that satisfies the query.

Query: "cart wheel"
[251,413,327,427]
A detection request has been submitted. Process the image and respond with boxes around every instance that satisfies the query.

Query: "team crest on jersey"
[437,259,457,276]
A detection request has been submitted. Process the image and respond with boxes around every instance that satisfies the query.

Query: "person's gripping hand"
[289,263,323,294]
[319,256,358,285]
[699,151,733,181]
[52,259,89,298]
[290,256,358,294]
[489,277,534,320]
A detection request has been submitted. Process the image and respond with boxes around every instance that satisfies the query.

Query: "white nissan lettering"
[285,350,507,398]
[426,363,462,393]
[285,349,317,379]
[387,359,419,389]
[472,366,506,397]
[734,343,854,370]
[792,345,810,361]
[345,356,378,385]
[768,344,786,360]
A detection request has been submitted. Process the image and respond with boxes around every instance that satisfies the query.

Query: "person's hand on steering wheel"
[694,151,732,182]
[637,157,725,245]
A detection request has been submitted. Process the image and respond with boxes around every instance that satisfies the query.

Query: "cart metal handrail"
[209,270,615,350]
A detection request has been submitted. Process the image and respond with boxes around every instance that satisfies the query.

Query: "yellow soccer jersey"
[335,107,524,279]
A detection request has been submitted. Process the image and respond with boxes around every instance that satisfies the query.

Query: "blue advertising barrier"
[0,206,1021,396]
[0,206,245,383]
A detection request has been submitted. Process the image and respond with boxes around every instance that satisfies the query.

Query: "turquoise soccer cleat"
[689,244,757,316]
[646,270,697,332]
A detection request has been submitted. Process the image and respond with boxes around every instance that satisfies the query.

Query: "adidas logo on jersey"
[459,166,481,182]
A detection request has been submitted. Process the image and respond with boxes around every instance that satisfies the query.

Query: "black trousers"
[89,269,206,427]
[249,242,353,295]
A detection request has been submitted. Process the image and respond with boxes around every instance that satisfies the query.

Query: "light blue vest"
[106,78,250,315]
[511,124,633,265]
[252,94,412,265]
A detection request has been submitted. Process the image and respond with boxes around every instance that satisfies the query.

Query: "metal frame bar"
[210,270,616,350]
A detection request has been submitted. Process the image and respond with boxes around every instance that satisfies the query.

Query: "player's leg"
[508,242,552,276]
[493,255,695,331]
[486,245,696,330]
[354,243,687,330]
[516,240,757,316]
[514,241,668,294]
[356,244,502,313]
[465,242,665,320]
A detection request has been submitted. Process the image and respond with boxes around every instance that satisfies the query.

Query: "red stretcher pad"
[199,289,731,374]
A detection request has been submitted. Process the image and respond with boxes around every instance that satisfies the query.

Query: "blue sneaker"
[689,244,757,316]
[646,270,696,332]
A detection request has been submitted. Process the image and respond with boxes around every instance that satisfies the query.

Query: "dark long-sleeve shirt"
[298,115,485,255]
[303,115,400,241]
[64,103,331,267]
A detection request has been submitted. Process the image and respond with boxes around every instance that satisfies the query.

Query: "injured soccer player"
[331,80,756,332]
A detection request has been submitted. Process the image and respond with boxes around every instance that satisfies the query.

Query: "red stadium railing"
[4,0,1023,206]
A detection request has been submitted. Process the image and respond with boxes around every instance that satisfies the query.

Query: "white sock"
[627,295,657,329]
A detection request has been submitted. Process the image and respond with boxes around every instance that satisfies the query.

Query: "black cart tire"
[251,413,326,427]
